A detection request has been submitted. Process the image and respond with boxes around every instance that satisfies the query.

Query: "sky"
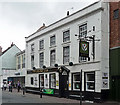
[0,0,99,51]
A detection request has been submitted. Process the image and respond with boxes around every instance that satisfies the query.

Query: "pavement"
[1,89,120,105]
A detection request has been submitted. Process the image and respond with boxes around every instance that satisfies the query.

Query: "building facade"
[25,1,109,101]
[0,44,21,87]
[7,50,26,88]
[109,2,120,102]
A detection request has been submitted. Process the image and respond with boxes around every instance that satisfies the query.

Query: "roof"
[26,0,100,39]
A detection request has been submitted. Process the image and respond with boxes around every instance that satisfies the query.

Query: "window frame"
[50,73,56,89]
[39,52,44,68]
[31,77,34,85]
[50,49,56,66]
[39,74,44,88]
[113,9,119,19]
[84,71,95,92]
[63,30,70,42]
[31,55,34,69]
[63,46,70,64]
[79,23,87,38]
[50,35,56,46]
[72,72,81,91]
[31,43,35,53]
[39,39,44,50]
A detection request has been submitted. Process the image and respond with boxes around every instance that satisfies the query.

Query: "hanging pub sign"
[79,41,89,57]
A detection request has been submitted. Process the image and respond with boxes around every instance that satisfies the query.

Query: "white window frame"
[31,55,34,69]
[63,30,70,42]
[50,49,56,66]
[73,73,81,91]
[63,46,70,64]
[39,39,44,50]
[31,43,34,53]
[79,23,87,38]
[39,52,44,68]
[50,35,56,46]
[40,74,44,88]
[85,72,95,92]
[50,73,56,89]
[44,74,49,88]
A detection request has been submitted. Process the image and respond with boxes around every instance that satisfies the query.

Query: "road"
[2,89,120,105]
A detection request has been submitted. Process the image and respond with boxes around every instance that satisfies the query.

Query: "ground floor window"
[40,74,44,88]
[31,77,33,85]
[72,72,81,90]
[44,74,48,88]
[85,72,95,91]
[50,73,56,88]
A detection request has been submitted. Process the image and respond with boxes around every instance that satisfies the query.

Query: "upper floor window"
[31,44,34,53]
[39,40,44,50]
[114,9,119,19]
[22,54,25,68]
[50,50,56,66]
[39,52,44,68]
[50,35,56,46]
[63,30,70,42]
[63,46,70,64]
[31,55,34,69]
[17,56,21,69]
[79,23,87,37]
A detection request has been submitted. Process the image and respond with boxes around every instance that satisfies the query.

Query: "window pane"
[50,35,55,46]
[63,30,70,42]
[74,74,80,81]
[40,74,44,87]
[63,46,69,64]
[50,50,56,66]
[74,82,80,89]
[50,73,56,88]
[79,23,87,37]
[87,73,95,81]
[39,52,44,67]
[87,82,95,90]
[39,40,44,50]
[114,9,119,19]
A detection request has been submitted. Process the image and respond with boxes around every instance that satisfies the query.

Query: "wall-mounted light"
[69,62,73,66]
[54,64,58,67]
[43,65,46,69]
[33,67,36,70]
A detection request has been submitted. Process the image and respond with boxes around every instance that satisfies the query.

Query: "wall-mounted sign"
[102,72,108,89]
[56,80,59,86]
[43,89,54,94]
[79,41,89,57]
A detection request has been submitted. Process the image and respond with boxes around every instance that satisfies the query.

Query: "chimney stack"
[0,46,2,55]
[67,11,69,16]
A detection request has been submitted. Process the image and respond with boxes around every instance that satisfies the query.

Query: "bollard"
[40,88,42,98]
[23,87,25,95]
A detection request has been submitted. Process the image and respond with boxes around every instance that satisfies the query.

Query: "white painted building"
[0,44,21,87]
[25,1,109,101]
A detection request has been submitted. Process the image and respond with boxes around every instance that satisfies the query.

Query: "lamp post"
[80,69,82,105]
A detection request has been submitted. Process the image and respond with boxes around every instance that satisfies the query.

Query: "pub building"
[25,1,109,102]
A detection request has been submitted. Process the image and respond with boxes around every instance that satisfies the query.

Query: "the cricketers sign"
[79,41,89,57]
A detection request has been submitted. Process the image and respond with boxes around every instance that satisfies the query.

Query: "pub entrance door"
[59,66,70,98]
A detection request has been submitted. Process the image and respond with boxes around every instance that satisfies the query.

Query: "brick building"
[109,2,120,102]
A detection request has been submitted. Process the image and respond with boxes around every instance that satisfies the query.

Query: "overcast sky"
[0,0,98,51]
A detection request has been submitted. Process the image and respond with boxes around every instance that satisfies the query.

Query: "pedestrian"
[17,81,20,92]
[8,81,12,92]
[4,82,7,91]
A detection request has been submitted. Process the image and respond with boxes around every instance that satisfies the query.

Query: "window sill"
[61,41,71,45]
[49,45,56,49]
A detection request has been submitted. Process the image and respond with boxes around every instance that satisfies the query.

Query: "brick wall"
[110,2,120,48]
